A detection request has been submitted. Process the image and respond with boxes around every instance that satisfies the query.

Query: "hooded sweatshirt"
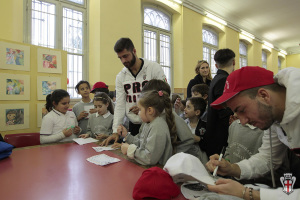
[237,67,300,199]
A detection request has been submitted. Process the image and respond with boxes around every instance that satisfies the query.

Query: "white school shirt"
[40,109,79,143]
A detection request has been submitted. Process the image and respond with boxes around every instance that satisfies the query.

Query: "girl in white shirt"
[40,89,81,144]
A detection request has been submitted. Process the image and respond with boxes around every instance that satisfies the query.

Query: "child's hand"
[117,125,127,137]
[78,111,88,120]
[121,143,129,155]
[89,109,97,114]
[63,128,73,137]
[79,133,89,138]
[111,143,121,149]
[73,126,81,134]
[174,98,182,114]
[96,134,108,140]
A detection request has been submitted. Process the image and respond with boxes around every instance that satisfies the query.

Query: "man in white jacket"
[103,38,166,144]
[206,66,300,200]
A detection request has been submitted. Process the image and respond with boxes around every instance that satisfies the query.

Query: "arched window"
[239,41,247,68]
[143,6,172,84]
[262,50,267,69]
[202,27,218,77]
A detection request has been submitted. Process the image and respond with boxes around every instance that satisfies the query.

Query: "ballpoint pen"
[213,146,226,177]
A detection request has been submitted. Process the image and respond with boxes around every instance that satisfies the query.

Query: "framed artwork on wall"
[0,41,30,71]
[0,104,29,131]
[0,73,30,100]
[37,48,62,74]
[37,103,48,127]
[37,76,61,100]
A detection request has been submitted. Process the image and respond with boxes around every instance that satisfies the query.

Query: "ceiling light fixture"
[206,13,227,26]
[280,49,287,55]
[241,30,255,39]
[173,0,182,4]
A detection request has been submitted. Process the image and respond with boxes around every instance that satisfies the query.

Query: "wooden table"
[0,142,186,200]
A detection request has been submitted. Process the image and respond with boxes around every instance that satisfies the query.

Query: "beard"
[256,100,274,130]
[123,53,136,69]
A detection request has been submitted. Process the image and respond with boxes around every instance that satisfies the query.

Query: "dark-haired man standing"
[201,48,235,157]
[111,38,166,138]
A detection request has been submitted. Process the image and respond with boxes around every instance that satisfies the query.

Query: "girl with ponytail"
[118,90,176,165]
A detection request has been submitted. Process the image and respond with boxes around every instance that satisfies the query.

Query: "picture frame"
[0,104,29,131]
[37,48,62,74]
[0,41,30,71]
[37,76,61,100]
[37,103,48,127]
[0,73,30,100]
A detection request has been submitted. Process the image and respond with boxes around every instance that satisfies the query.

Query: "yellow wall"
[89,0,142,88]
[287,54,300,68]
[0,0,23,43]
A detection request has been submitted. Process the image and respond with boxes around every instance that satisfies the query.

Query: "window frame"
[239,41,248,68]
[262,50,267,69]
[142,4,173,88]
[24,0,88,99]
[202,26,219,77]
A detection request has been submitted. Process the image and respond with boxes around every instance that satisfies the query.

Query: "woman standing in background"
[186,60,212,98]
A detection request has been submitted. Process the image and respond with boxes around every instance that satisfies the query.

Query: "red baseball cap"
[133,167,180,200]
[211,66,275,109]
[90,81,108,93]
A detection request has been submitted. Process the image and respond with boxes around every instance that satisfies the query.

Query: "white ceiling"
[183,0,300,54]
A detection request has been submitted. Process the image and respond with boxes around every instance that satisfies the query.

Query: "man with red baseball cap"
[206,66,300,199]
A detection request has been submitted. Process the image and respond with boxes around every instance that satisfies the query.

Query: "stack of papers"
[87,154,121,166]
[92,145,118,152]
[73,138,98,145]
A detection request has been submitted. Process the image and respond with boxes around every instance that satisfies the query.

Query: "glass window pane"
[202,29,218,46]
[63,8,83,54]
[65,0,84,5]
[210,49,217,75]
[31,0,55,48]
[67,54,82,98]
[162,66,171,84]
[144,8,170,31]
[144,29,157,62]
[239,42,247,55]
[160,34,170,67]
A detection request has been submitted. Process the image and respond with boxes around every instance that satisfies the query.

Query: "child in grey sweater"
[79,92,114,140]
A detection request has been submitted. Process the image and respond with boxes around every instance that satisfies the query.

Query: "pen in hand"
[213,146,226,177]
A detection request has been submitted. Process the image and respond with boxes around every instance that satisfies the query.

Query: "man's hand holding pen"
[128,106,139,115]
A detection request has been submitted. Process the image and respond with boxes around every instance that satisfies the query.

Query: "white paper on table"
[84,105,95,118]
[73,138,98,145]
[92,145,119,152]
[87,154,121,166]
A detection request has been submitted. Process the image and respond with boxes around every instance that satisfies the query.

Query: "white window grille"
[203,28,218,77]
[239,41,248,68]
[278,57,282,71]
[262,51,267,69]
[143,6,172,85]
[25,0,87,98]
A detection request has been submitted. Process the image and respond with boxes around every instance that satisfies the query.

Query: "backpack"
[0,141,14,160]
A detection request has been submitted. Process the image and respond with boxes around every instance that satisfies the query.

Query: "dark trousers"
[129,121,141,136]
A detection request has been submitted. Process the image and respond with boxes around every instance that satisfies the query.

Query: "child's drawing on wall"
[6,109,24,125]
[6,48,24,66]
[6,79,25,95]
[42,81,56,95]
[43,54,57,69]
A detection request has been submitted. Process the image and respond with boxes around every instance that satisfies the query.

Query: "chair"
[4,133,40,148]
